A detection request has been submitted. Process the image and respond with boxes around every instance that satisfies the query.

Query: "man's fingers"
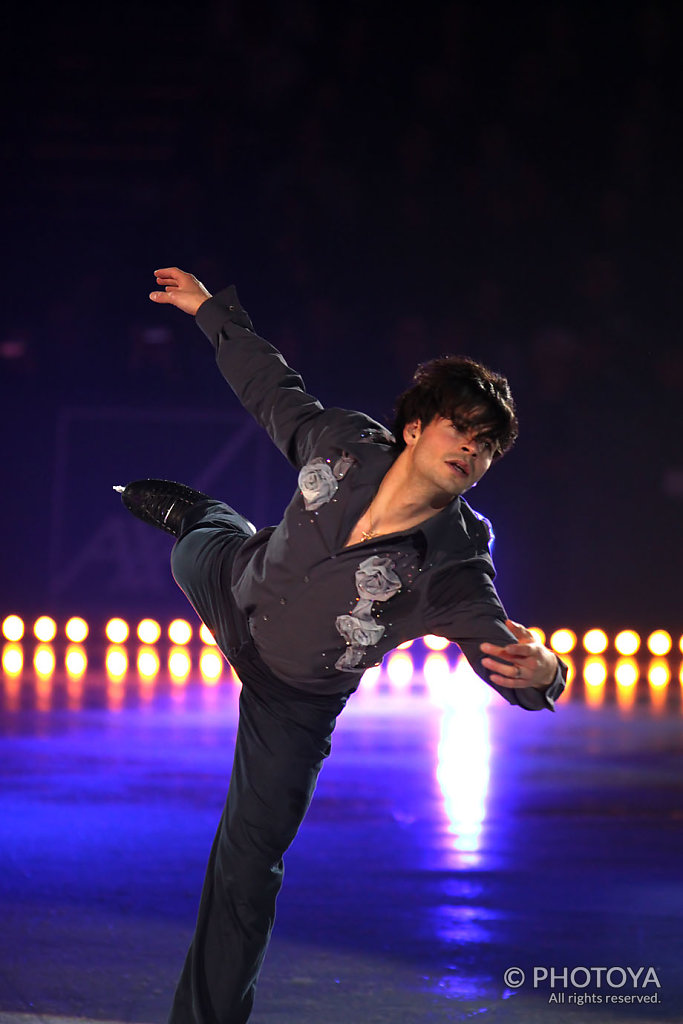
[481,655,546,689]
[504,619,535,643]
[149,268,211,315]
[153,267,187,288]
[154,266,184,277]
[487,672,530,689]
[480,641,530,659]
[481,655,530,675]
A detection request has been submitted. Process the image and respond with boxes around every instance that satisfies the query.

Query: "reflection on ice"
[431,902,499,947]
[432,656,493,864]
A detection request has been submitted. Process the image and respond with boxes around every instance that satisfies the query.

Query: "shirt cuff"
[540,657,568,711]
[195,285,254,344]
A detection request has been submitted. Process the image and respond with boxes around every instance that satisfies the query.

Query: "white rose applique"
[354,555,402,602]
[298,458,338,511]
[334,555,402,671]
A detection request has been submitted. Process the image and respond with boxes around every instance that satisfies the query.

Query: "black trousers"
[168,502,350,1024]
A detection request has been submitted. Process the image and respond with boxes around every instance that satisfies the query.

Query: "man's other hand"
[149,267,212,316]
[480,619,559,690]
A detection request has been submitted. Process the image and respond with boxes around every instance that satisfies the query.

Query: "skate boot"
[114,479,212,537]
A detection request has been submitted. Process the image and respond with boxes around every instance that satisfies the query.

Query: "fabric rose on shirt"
[298,458,338,510]
[335,646,365,670]
[335,610,385,648]
[334,555,402,672]
[355,556,402,602]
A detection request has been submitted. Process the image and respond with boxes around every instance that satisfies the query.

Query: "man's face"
[402,414,496,500]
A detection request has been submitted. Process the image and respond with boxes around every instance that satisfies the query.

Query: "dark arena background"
[1,3,682,1024]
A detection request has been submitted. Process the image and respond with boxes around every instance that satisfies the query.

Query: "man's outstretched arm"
[149,267,325,466]
[149,267,386,469]
[427,563,566,711]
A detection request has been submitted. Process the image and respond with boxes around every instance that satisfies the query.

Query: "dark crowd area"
[2,0,682,627]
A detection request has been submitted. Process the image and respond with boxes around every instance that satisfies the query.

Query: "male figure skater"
[118,267,566,1024]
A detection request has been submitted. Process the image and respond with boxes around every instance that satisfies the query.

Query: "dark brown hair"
[391,355,518,457]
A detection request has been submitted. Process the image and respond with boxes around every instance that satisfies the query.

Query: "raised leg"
[170,501,256,657]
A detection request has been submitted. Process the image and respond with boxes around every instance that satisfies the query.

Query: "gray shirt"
[196,287,566,710]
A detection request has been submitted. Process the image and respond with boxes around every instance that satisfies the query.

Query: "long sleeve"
[426,562,566,711]
[195,286,388,469]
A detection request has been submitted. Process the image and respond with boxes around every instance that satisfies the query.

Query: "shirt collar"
[341,438,490,561]
[416,498,472,559]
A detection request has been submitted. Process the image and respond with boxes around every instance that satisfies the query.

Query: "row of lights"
[1,615,216,647]
[579,655,677,689]
[2,616,681,658]
[538,627,678,658]
[2,642,228,685]
[384,651,680,692]
[3,644,680,716]
[4,644,675,689]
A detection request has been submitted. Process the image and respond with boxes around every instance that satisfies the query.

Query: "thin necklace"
[360,504,377,541]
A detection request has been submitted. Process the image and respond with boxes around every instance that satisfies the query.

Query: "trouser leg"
[170,500,255,657]
[168,663,348,1024]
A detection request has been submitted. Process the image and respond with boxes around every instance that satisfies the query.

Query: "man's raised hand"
[149,267,212,316]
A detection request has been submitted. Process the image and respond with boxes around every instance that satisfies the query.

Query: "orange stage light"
[137,646,160,678]
[647,658,670,689]
[65,644,87,678]
[34,616,57,642]
[614,630,640,656]
[2,642,23,676]
[137,619,161,644]
[2,615,24,642]
[106,618,129,644]
[34,643,56,677]
[199,624,217,646]
[200,648,222,683]
[386,652,414,688]
[169,619,193,645]
[583,656,607,687]
[615,657,639,689]
[105,645,128,680]
[169,647,192,683]
[65,617,89,643]
[423,635,450,651]
[583,629,608,654]
[647,630,672,657]
[549,629,576,654]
